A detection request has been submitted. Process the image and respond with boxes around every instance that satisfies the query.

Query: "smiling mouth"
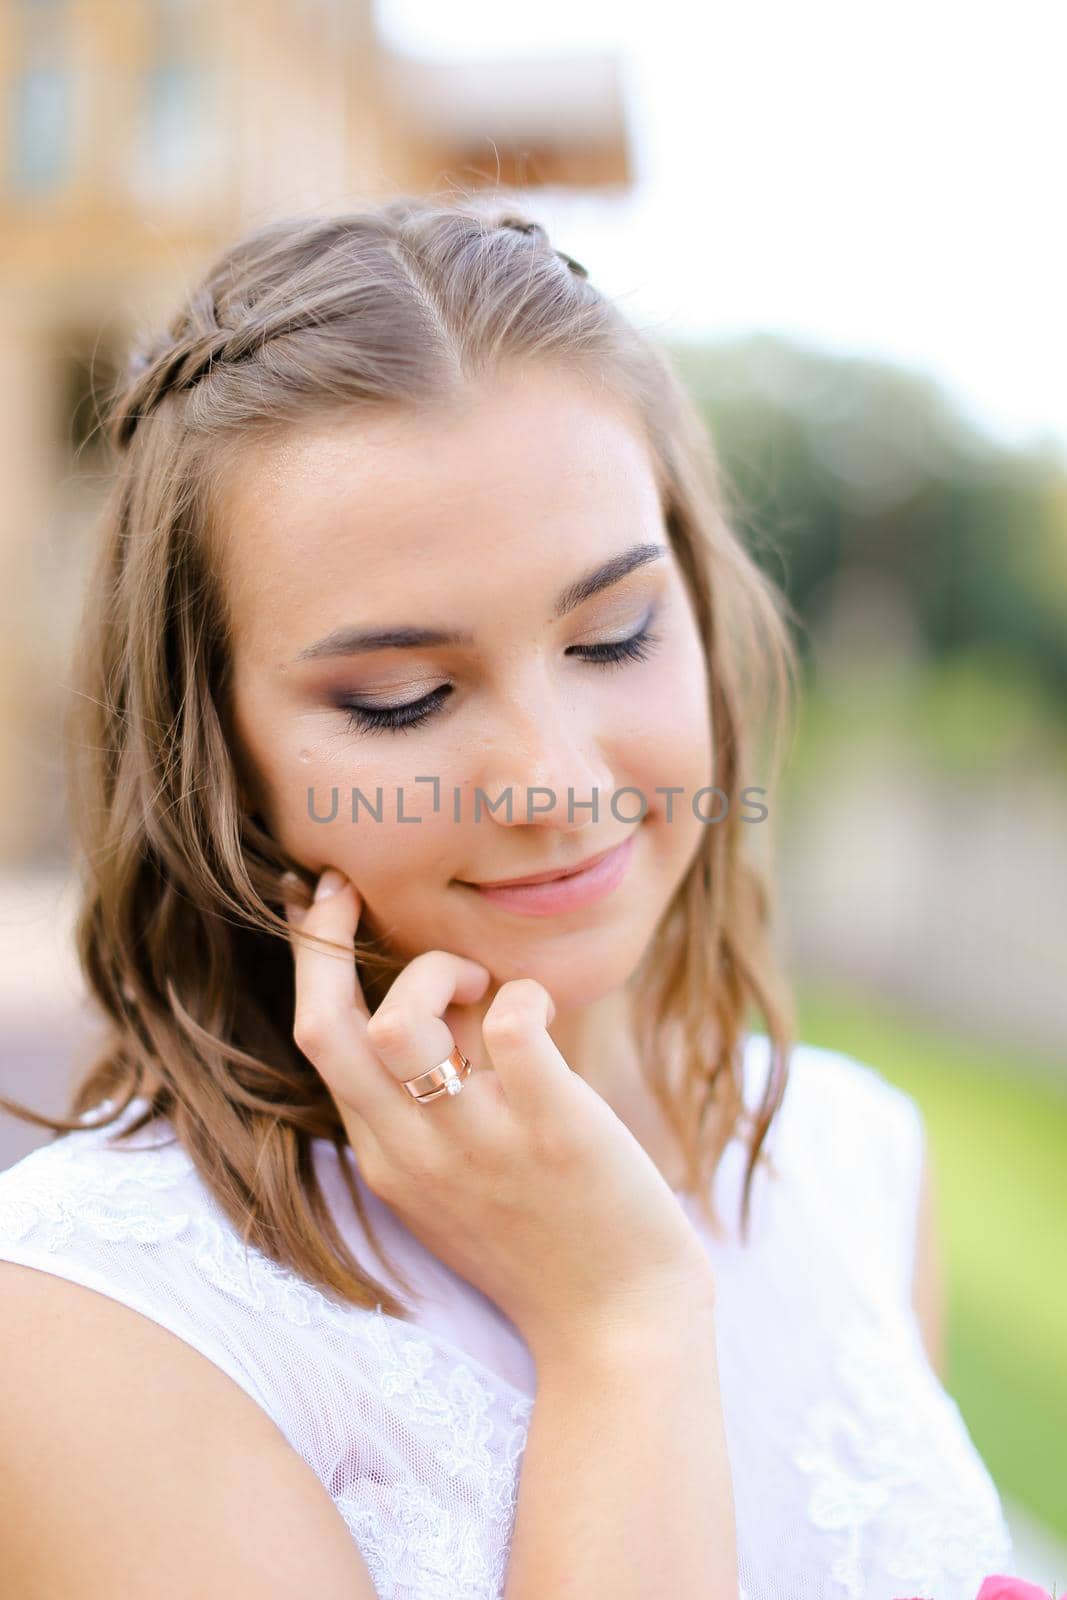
[461,839,628,889]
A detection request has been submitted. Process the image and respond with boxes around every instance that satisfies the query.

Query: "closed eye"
[339,614,663,736]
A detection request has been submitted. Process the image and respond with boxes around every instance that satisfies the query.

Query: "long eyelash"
[571,623,662,670]
[341,621,663,735]
[341,685,452,735]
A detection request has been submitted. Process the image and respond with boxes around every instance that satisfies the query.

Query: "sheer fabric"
[0,1034,1012,1597]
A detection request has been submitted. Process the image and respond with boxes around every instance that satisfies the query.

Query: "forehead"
[213,364,664,656]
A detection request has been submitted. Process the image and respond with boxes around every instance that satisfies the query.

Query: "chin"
[479,938,647,1012]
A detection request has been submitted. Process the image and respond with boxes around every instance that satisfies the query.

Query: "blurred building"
[0,0,632,864]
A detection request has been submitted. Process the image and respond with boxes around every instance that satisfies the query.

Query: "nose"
[475,697,616,832]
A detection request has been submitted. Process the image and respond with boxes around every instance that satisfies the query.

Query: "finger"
[282,869,418,1142]
[282,868,374,1016]
[480,978,572,1122]
[364,949,493,1093]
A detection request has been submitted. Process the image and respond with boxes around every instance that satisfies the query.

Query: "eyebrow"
[294,541,669,663]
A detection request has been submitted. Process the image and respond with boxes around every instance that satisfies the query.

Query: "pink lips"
[461,832,637,916]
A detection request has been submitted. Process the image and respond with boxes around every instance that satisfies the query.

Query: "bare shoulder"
[0,1260,379,1599]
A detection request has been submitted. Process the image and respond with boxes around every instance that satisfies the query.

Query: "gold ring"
[400,1044,472,1104]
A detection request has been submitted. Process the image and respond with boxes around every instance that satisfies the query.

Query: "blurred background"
[0,0,1064,1576]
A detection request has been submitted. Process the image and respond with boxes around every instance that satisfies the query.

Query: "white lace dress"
[0,1034,1013,1598]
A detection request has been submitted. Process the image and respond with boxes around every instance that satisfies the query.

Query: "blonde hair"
[3,192,800,1319]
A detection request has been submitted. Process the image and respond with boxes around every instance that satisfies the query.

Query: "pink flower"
[892,1579,1056,1600]
[975,1577,1054,1600]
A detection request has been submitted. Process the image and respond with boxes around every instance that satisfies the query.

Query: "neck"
[444,979,691,1189]
[445,981,639,1091]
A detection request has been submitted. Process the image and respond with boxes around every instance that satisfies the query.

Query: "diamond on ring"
[400,1044,473,1104]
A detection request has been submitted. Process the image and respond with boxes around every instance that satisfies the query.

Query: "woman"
[0,195,1012,1597]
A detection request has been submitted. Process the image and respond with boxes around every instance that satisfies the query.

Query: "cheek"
[624,638,713,791]
[270,737,470,900]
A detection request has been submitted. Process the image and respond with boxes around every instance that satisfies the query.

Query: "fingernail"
[314,868,346,901]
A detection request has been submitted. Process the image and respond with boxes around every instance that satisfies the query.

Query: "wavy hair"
[2,192,800,1319]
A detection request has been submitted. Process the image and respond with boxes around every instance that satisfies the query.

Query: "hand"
[282,868,717,1362]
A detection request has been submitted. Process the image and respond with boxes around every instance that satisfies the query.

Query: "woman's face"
[218,363,713,1009]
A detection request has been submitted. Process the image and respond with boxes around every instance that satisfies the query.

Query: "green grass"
[785,654,1067,791]
[794,981,1067,1541]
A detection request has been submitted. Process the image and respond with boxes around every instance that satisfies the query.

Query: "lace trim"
[335,1378,531,1600]
[0,1131,194,1249]
[792,1302,1012,1597]
[0,1100,534,1598]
